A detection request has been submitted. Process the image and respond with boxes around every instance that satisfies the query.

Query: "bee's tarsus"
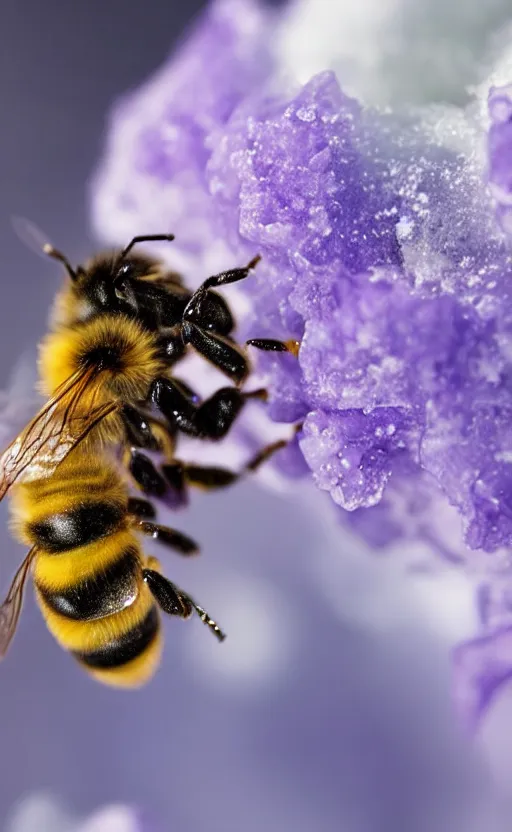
[192,603,226,642]
[143,568,225,641]
[200,253,262,292]
[245,439,287,473]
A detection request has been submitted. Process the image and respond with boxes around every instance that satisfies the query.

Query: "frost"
[90,0,512,723]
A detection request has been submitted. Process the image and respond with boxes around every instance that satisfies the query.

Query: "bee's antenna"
[42,244,79,282]
[11,217,80,282]
[118,234,175,262]
[113,233,176,287]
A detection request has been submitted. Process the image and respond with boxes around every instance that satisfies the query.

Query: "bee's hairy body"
[11,453,162,687]
[0,233,297,683]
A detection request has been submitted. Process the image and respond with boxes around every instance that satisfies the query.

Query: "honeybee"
[0,233,299,685]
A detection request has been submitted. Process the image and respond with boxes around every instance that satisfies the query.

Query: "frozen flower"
[91,0,512,722]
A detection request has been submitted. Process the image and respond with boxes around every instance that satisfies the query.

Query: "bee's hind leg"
[143,561,226,642]
[132,518,199,557]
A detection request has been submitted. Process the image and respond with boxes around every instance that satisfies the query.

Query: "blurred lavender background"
[2,1,512,831]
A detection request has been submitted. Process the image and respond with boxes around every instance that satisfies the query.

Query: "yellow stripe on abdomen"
[76,614,163,688]
[32,529,140,590]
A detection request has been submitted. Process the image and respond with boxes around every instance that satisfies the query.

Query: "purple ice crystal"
[91,0,512,721]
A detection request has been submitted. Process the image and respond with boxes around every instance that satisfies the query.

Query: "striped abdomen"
[10,453,162,687]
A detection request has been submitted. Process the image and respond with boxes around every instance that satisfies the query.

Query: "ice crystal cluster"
[91,0,512,721]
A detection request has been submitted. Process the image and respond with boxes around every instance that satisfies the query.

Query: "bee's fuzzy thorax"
[38,314,165,403]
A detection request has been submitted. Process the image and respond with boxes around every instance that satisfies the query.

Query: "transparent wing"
[11,215,79,281]
[0,351,41,451]
[0,547,36,658]
[0,365,119,499]
[0,367,119,658]
[11,216,56,260]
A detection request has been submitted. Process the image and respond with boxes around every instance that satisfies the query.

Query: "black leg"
[245,439,288,472]
[193,386,265,439]
[122,405,161,451]
[183,292,234,337]
[185,254,261,308]
[177,254,299,379]
[126,434,286,510]
[133,520,199,556]
[161,462,188,508]
[201,254,261,292]
[143,567,186,615]
[181,323,249,385]
[126,413,292,522]
[127,497,156,520]
[174,437,288,492]
[122,406,177,460]
[128,449,169,497]
[152,381,268,441]
[182,465,238,490]
[152,378,269,442]
[178,255,260,379]
[143,567,226,642]
[127,449,187,509]
[150,377,200,436]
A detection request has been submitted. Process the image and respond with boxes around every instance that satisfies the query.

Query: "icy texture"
[91,0,512,722]
[92,0,512,557]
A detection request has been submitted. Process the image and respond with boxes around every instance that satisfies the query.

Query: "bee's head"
[69,251,161,323]
[47,234,189,333]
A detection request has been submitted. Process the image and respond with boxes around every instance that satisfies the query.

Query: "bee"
[0,232,300,685]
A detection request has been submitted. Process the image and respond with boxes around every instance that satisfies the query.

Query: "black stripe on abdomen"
[74,606,159,668]
[30,501,125,553]
[37,546,140,621]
